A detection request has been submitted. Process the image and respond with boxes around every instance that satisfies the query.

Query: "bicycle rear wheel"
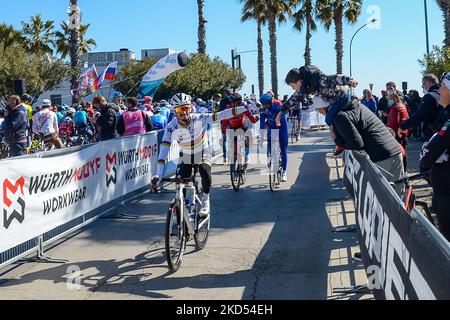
[165,202,185,272]
[277,162,283,186]
[291,120,297,145]
[240,164,247,185]
[269,162,276,192]
[230,162,241,192]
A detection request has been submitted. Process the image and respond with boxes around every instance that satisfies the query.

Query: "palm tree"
[317,0,362,74]
[197,0,207,54]
[436,0,450,47]
[21,14,55,55]
[266,0,293,98]
[292,0,317,65]
[0,23,24,49]
[240,0,268,97]
[55,22,96,60]
[69,0,81,103]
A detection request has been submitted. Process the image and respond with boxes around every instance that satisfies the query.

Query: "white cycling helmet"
[170,93,192,107]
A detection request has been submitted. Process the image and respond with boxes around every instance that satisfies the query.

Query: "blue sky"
[0,0,445,98]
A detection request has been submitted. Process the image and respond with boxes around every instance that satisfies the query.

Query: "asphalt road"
[0,130,372,300]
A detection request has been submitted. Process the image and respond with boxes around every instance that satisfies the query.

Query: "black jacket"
[332,102,402,163]
[420,115,450,195]
[96,104,119,141]
[400,84,441,140]
[0,105,28,144]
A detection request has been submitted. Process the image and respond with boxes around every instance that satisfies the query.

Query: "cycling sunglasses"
[175,105,192,114]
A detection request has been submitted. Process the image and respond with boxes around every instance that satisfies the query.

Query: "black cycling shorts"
[176,163,212,194]
[291,109,301,119]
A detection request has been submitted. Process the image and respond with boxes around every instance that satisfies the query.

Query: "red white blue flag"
[94,61,118,90]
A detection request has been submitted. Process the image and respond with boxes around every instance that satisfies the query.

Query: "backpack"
[299,65,326,95]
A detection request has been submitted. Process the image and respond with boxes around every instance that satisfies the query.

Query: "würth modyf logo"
[106,152,117,187]
[3,177,26,229]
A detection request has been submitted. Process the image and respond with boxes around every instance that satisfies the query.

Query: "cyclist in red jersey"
[222,93,259,164]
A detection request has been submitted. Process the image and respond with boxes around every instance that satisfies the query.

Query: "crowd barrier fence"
[344,150,450,300]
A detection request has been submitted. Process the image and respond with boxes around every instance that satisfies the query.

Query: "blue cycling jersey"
[56,112,64,123]
[260,104,289,171]
[260,104,288,132]
[151,114,168,130]
[160,107,171,119]
[73,110,88,126]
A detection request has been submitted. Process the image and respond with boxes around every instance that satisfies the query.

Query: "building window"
[107,52,113,61]
[50,95,62,106]
[98,53,107,62]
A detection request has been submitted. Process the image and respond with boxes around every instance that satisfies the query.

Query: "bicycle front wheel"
[194,214,210,250]
[165,202,185,272]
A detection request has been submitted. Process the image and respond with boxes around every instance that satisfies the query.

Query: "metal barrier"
[343,150,450,299]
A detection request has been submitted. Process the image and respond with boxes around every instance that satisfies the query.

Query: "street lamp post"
[350,18,377,78]
[231,49,258,93]
[424,0,430,55]
[231,49,258,70]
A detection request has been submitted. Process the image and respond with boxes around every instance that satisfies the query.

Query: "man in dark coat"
[93,95,119,141]
[0,95,28,157]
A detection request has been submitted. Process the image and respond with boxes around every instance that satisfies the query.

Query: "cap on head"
[21,94,32,102]
[113,92,123,99]
[42,99,52,107]
[260,93,273,105]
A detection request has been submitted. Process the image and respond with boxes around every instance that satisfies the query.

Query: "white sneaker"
[282,171,288,182]
[199,197,210,218]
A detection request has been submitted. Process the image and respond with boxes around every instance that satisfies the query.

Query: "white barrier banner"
[302,111,327,128]
[0,133,158,253]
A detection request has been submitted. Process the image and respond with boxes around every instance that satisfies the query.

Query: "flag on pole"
[138,52,189,99]
[71,64,98,99]
[94,61,118,90]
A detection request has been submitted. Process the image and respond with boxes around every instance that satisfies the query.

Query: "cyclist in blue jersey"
[73,106,88,128]
[56,106,66,123]
[73,105,94,140]
[260,93,289,182]
[159,101,171,118]
[151,107,168,130]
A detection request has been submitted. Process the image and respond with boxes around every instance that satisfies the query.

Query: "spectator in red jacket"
[387,91,409,169]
